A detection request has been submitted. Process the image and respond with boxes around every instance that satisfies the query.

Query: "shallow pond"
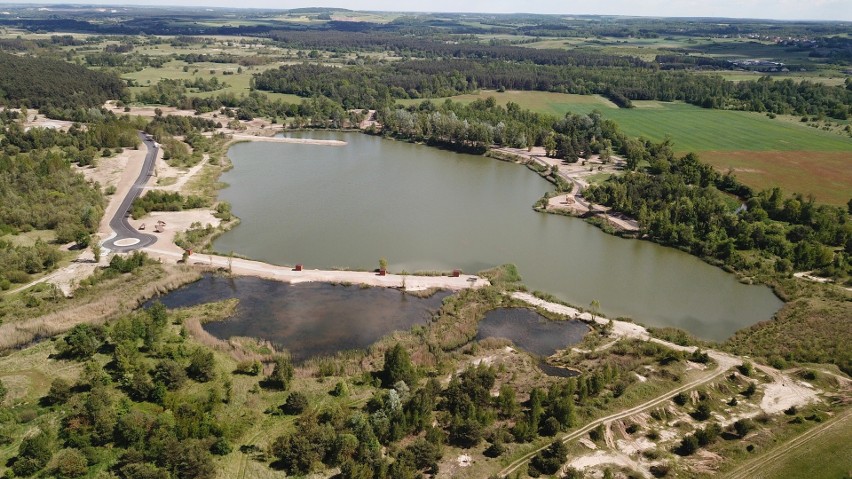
[148,275,448,362]
[213,132,783,341]
[477,308,589,358]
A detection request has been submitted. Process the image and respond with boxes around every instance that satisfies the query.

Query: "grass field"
[399,90,852,204]
[756,413,852,479]
[123,60,304,104]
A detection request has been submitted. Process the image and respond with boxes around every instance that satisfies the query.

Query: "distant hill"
[286,7,353,14]
[0,52,125,109]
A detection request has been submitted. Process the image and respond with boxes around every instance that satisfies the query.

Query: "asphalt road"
[102,132,158,252]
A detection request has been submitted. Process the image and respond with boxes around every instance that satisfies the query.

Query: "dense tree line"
[267,30,651,68]
[0,52,126,109]
[583,151,851,276]
[253,59,852,118]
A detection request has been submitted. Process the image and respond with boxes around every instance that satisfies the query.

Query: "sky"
[11,0,852,21]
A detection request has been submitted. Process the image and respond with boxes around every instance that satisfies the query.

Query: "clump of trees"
[131,190,208,219]
[6,304,228,479]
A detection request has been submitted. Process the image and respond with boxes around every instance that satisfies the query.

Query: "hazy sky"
[13,0,852,21]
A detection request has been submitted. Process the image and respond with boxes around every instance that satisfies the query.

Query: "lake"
[213,131,782,341]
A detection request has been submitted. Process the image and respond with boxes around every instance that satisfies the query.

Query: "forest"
[0,53,126,109]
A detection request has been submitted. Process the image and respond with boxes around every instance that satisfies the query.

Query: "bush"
[692,402,712,421]
[673,391,689,406]
[52,448,88,478]
[234,360,262,376]
[734,418,755,437]
[676,434,699,456]
[0,378,7,403]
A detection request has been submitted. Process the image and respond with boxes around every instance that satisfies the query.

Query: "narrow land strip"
[144,247,490,291]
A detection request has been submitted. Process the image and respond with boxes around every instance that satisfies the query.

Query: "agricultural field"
[401,91,852,204]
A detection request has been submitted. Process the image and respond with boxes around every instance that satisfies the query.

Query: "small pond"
[477,308,589,358]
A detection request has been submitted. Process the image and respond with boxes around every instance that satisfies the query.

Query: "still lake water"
[214,131,782,341]
[149,275,449,362]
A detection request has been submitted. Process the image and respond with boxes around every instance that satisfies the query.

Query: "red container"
[294,264,303,271]
[452,269,461,277]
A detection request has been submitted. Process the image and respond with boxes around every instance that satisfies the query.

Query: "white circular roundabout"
[113,238,141,247]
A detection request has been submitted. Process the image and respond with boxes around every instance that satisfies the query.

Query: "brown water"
[147,275,449,362]
[213,131,783,341]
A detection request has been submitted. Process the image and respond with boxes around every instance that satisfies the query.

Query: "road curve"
[102,132,158,252]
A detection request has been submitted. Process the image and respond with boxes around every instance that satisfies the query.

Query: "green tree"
[153,359,187,390]
[268,355,294,390]
[281,392,309,415]
[59,324,104,359]
[13,429,53,477]
[529,440,568,476]
[45,378,72,405]
[187,348,216,382]
[0,378,7,403]
[382,343,416,388]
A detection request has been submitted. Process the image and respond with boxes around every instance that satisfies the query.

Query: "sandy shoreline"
[229,134,347,146]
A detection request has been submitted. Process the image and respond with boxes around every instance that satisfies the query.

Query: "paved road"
[102,132,158,252]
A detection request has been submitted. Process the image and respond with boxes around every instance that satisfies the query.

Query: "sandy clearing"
[616,435,656,456]
[143,246,490,292]
[567,451,649,478]
[758,367,820,414]
[131,210,222,256]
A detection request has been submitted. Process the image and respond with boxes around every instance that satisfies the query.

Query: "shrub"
[734,418,755,437]
[234,360,262,376]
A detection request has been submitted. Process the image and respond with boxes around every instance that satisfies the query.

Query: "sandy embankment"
[144,247,490,292]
